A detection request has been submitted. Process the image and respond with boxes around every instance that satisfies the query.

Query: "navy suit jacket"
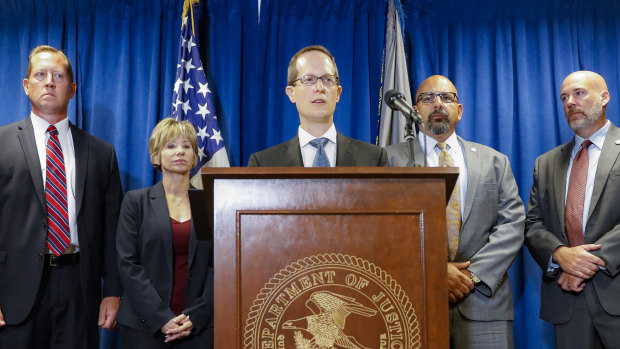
[247,133,388,167]
[116,182,214,334]
[0,116,123,325]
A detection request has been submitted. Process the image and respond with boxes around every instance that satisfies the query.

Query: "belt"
[44,253,80,267]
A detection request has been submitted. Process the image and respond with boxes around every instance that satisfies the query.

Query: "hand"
[557,272,585,292]
[553,245,605,279]
[447,261,474,303]
[161,314,193,342]
[98,296,120,330]
[0,304,5,327]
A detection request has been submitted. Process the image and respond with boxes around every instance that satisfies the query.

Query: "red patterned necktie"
[45,125,71,256]
[438,142,461,260]
[565,139,592,247]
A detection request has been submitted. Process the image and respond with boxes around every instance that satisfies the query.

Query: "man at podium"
[385,75,525,349]
[248,45,387,167]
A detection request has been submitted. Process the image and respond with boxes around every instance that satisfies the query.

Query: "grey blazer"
[385,136,525,321]
[525,122,620,324]
[247,133,388,167]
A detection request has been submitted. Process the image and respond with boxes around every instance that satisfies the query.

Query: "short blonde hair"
[148,118,199,170]
[26,45,74,83]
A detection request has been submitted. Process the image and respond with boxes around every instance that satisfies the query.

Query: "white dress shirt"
[565,120,610,233]
[31,113,79,248]
[298,124,337,167]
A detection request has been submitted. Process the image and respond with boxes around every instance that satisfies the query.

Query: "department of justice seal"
[244,253,421,349]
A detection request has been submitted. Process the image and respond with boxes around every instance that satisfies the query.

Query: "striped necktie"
[438,141,461,260]
[45,125,71,256]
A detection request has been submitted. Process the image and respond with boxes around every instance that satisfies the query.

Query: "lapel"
[336,133,354,166]
[70,124,89,217]
[458,137,479,224]
[411,136,427,166]
[16,117,46,210]
[553,139,574,237]
[588,123,620,220]
[150,182,174,277]
[188,213,199,272]
[280,136,304,166]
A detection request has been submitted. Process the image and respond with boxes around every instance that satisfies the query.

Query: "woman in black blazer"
[116,118,213,348]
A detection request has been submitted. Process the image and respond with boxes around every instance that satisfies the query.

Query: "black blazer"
[247,132,388,167]
[0,116,123,324]
[116,182,214,335]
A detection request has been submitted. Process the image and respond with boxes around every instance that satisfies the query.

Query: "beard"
[426,110,451,135]
[567,98,603,131]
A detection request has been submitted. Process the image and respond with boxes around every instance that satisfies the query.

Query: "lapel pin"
[615,139,620,145]
[470,147,477,152]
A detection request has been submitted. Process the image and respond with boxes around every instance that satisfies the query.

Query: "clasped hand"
[161,314,194,343]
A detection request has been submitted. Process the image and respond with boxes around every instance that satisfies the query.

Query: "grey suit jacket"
[0,116,123,325]
[247,133,388,167]
[385,136,525,321]
[525,122,620,324]
[116,182,214,334]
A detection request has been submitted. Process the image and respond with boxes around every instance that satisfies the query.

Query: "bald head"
[416,75,459,100]
[414,75,463,141]
[560,71,610,138]
[562,71,608,94]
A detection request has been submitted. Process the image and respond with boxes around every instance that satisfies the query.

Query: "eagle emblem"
[282,291,377,349]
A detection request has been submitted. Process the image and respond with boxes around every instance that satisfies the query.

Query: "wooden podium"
[201,167,458,349]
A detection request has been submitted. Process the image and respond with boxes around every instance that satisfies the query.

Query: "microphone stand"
[403,109,427,167]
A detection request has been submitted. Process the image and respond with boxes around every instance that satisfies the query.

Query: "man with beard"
[525,71,620,348]
[385,75,524,348]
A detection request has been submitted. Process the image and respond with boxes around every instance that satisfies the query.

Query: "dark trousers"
[554,284,620,349]
[0,263,96,349]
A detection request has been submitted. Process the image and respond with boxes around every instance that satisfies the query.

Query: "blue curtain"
[2,0,620,348]
[403,1,620,347]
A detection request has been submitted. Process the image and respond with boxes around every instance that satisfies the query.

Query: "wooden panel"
[204,168,457,349]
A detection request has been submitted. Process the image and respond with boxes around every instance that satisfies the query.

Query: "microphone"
[384,89,422,124]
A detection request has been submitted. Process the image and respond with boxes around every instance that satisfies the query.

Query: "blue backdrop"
[2,0,620,348]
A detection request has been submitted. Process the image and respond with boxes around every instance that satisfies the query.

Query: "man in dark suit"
[0,45,123,348]
[385,75,525,349]
[525,71,620,348]
[248,45,387,167]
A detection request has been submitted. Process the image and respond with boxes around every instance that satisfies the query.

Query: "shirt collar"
[574,120,610,152]
[30,112,70,138]
[418,131,459,151]
[298,123,337,147]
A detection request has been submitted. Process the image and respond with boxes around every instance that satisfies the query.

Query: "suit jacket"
[525,122,620,324]
[116,182,214,335]
[386,136,525,321]
[247,133,388,167]
[0,116,123,325]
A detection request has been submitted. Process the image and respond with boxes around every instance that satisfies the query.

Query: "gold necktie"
[438,141,461,260]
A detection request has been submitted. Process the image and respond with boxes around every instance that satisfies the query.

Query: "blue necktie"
[309,137,331,167]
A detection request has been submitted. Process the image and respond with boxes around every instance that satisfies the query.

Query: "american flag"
[170,0,229,189]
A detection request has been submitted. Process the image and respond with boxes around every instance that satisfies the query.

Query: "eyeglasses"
[289,74,340,86]
[416,92,459,104]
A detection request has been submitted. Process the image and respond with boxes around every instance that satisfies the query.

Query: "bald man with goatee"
[385,75,525,349]
[525,71,620,348]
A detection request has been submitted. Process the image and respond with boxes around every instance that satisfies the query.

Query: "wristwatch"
[469,271,481,285]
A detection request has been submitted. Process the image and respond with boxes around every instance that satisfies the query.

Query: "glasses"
[290,74,340,86]
[416,92,459,104]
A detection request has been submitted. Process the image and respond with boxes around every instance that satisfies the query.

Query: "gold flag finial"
[182,0,200,35]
